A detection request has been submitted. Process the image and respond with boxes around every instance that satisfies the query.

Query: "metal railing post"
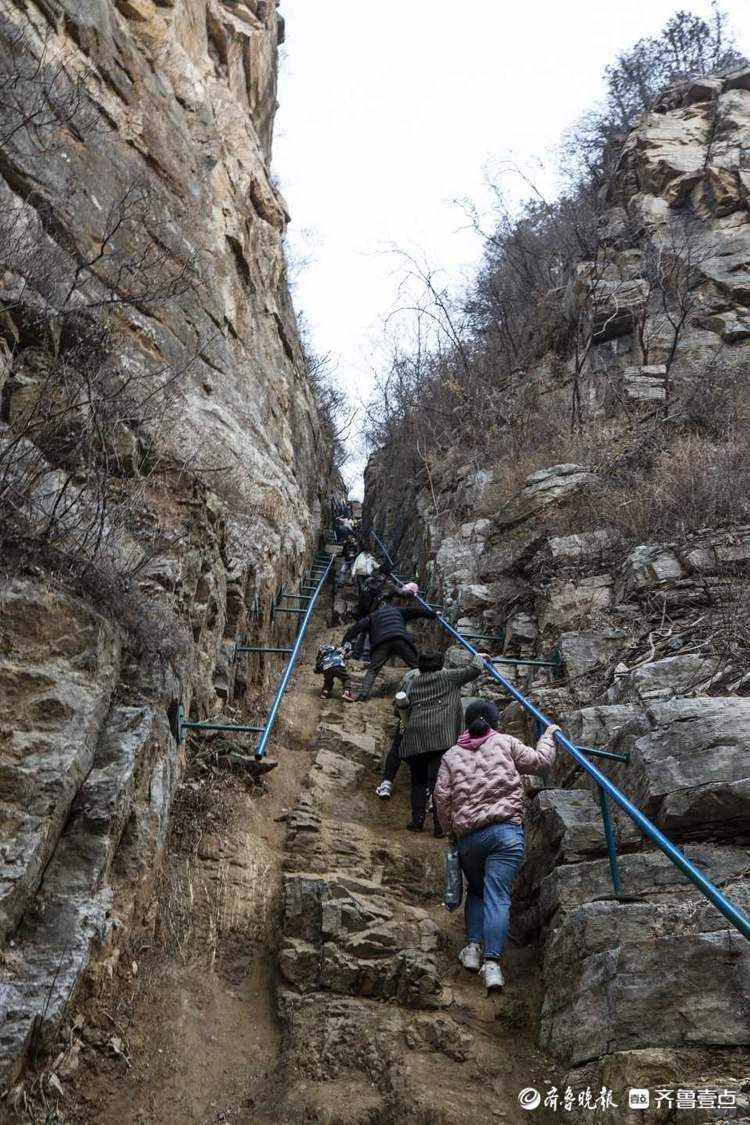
[598,787,623,896]
[254,556,333,760]
[489,653,561,669]
[234,644,294,660]
[577,745,630,765]
[177,705,265,742]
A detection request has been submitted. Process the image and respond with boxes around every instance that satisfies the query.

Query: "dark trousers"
[356,593,375,619]
[322,667,348,693]
[360,639,418,698]
[406,749,445,825]
[382,729,402,783]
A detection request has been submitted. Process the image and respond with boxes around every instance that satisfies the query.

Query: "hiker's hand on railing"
[546,724,561,738]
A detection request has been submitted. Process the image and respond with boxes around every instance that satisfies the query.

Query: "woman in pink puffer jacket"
[433,699,559,992]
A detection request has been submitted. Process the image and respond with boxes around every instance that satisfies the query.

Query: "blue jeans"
[457,822,525,959]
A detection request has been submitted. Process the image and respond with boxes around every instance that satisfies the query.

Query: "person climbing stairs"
[251,559,560,1124]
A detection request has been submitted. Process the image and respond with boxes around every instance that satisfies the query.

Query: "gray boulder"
[541,575,613,630]
[435,536,478,587]
[683,76,724,104]
[621,545,685,594]
[494,465,596,532]
[560,629,628,679]
[548,529,620,564]
[609,654,719,703]
[540,899,750,1066]
[457,583,494,614]
[478,530,546,580]
[614,698,750,839]
[517,789,608,907]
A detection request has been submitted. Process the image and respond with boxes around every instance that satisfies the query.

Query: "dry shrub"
[592,434,750,541]
[680,358,750,440]
[475,392,625,518]
[710,577,750,680]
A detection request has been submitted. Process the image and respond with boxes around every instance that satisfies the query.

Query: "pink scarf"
[457,728,497,750]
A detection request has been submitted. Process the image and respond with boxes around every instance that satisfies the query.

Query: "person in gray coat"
[399,649,485,834]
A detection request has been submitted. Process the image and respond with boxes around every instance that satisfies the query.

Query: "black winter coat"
[343,604,435,653]
[356,577,402,619]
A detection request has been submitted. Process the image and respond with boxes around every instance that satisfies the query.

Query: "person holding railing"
[398,650,486,834]
[340,535,359,583]
[433,700,559,992]
[341,587,429,700]
[355,562,403,618]
[335,515,354,543]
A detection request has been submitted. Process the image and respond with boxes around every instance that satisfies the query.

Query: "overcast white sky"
[273,1,750,493]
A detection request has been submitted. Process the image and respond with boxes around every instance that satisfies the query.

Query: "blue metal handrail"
[254,555,334,760]
[181,554,333,759]
[371,530,750,940]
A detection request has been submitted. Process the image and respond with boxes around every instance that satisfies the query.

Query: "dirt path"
[64,584,557,1124]
[245,628,558,1125]
[62,611,327,1124]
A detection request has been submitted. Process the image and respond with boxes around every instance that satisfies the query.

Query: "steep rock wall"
[365,71,750,1107]
[0,0,337,1089]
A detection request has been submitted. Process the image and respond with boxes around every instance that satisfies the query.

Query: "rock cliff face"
[0,0,335,1088]
[366,71,750,1098]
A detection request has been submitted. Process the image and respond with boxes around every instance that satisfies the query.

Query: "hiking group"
[313,532,559,994]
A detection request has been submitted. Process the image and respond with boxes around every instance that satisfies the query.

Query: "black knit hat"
[418,650,445,673]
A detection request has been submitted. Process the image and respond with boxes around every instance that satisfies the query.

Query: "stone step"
[540,842,750,931]
[280,871,446,1009]
[0,705,176,1090]
[272,623,557,1122]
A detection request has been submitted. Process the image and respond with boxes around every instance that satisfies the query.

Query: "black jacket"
[356,576,402,618]
[343,604,436,653]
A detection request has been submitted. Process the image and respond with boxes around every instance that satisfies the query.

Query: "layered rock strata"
[0,0,334,1089]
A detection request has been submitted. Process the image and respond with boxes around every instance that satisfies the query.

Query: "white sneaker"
[481,961,504,992]
[458,943,482,972]
[375,780,393,799]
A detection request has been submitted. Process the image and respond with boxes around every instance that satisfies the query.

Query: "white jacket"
[351,552,379,578]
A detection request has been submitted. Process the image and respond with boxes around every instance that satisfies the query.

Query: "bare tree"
[628,217,718,414]
[0,16,98,152]
[564,4,745,179]
[0,24,207,584]
[300,318,355,470]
